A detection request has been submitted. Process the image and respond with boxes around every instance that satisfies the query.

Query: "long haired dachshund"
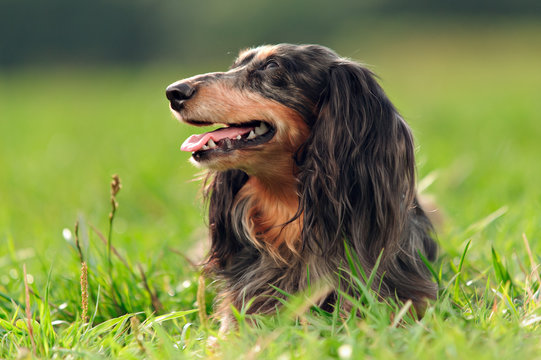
[166,44,437,330]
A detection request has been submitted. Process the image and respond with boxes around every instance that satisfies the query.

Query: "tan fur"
[235,177,303,260]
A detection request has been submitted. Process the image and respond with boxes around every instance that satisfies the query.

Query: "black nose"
[166,82,195,111]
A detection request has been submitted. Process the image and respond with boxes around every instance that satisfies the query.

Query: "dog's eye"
[262,60,279,70]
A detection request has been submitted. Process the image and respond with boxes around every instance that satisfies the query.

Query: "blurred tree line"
[1,0,539,67]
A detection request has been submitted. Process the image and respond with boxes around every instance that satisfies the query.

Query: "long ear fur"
[205,169,249,272]
[297,61,437,302]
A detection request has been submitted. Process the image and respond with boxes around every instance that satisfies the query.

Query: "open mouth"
[180,121,276,161]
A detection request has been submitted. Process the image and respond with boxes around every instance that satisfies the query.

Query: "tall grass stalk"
[107,174,121,273]
[23,264,36,355]
[81,262,88,324]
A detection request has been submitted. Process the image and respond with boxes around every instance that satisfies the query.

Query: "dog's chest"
[236,178,302,251]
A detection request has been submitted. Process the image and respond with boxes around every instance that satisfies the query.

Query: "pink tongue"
[180,126,254,152]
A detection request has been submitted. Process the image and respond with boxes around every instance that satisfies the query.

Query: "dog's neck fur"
[235,173,302,259]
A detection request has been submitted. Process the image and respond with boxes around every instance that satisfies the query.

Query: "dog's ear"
[299,61,415,255]
[206,169,249,270]
[297,61,436,301]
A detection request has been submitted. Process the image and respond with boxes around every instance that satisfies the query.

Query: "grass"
[1,21,541,358]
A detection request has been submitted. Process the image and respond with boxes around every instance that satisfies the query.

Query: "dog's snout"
[166,82,195,111]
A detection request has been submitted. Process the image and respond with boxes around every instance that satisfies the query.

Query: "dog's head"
[167,45,346,177]
[167,43,420,256]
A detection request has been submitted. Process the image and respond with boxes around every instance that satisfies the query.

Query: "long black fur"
[296,61,437,303]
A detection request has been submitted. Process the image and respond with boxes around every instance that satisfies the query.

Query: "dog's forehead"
[253,45,279,60]
[235,44,338,66]
[235,45,278,66]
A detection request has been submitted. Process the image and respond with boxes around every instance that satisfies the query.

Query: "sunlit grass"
[1,22,541,359]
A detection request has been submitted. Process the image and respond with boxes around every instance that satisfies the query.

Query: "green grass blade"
[453,239,472,303]
[491,246,514,291]
[419,251,440,287]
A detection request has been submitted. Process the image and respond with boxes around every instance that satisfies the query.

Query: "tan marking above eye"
[254,46,278,62]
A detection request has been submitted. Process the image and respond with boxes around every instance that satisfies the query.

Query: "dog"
[166,44,437,331]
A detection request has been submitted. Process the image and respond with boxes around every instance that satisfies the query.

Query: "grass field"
[1,21,541,359]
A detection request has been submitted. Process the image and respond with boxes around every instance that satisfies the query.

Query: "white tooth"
[236,135,242,140]
[202,144,209,150]
[247,130,256,140]
[208,139,217,148]
[254,122,269,135]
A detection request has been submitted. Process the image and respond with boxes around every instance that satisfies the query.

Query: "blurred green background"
[1,0,540,265]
